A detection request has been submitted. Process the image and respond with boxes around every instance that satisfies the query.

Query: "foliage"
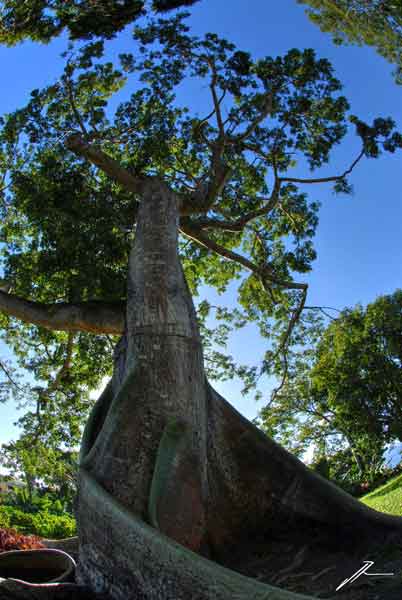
[311,448,384,495]
[0,9,399,476]
[0,0,201,44]
[0,14,399,397]
[258,290,402,485]
[0,527,44,551]
[0,505,76,538]
[3,487,72,515]
[0,438,78,509]
[298,0,402,84]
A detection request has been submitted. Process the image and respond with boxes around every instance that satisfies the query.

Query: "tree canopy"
[0,10,400,470]
[298,0,402,84]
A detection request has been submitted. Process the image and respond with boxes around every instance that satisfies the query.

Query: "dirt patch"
[224,528,402,599]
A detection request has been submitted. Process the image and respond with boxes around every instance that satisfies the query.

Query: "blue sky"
[0,0,401,444]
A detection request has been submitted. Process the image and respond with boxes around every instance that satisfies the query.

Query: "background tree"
[259,290,402,487]
[0,437,77,508]
[298,0,402,84]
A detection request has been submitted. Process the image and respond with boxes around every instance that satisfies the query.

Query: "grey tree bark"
[77,181,402,599]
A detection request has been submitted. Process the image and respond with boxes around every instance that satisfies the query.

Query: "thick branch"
[189,142,231,213]
[67,133,209,216]
[189,94,274,212]
[66,134,147,195]
[0,291,125,334]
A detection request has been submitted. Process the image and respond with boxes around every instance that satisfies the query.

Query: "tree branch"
[0,291,125,334]
[208,59,225,137]
[269,285,308,402]
[189,177,282,232]
[180,222,305,291]
[64,70,89,138]
[279,148,365,185]
[67,133,210,216]
[66,133,147,195]
[304,305,342,320]
[50,332,75,392]
[232,93,274,143]
[0,358,24,392]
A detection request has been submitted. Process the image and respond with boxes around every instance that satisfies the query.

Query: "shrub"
[30,511,76,538]
[0,506,76,538]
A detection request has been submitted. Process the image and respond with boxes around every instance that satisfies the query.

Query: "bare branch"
[208,59,226,137]
[35,334,77,419]
[0,291,125,334]
[196,106,217,130]
[270,285,308,401]
[304,305,341,313]
[304,305,341,320]
[186,60,233,213]
[188,146,231,213]
[279,148,365,185]
[0,359,24,392]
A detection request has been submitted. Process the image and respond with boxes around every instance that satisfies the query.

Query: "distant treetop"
[0,0,200,44]
[298,0,402,84]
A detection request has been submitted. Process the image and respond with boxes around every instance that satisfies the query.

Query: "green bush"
[0,507,11,529]
[0,506,76,538]
[31,512,76,538]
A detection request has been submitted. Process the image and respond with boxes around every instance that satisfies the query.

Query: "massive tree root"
[77,183,402,599]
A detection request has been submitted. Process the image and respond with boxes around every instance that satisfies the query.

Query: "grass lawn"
[361,473,402,516]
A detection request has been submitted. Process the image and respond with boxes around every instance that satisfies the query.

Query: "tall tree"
[1,9,402,600]
[298,0,402,83]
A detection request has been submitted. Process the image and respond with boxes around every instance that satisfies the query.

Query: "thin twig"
[0,359,24,392]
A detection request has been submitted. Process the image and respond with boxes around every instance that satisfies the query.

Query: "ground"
[226,528,402,598]
[223,473,402,598]
[3,472,402,598]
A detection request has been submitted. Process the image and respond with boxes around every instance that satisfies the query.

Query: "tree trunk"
[77,182,402,599]
[80,180,209,551]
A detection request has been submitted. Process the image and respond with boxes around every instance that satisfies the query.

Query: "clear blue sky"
[0,0,401,443]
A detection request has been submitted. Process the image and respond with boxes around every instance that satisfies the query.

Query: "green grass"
[361,472,402,516]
